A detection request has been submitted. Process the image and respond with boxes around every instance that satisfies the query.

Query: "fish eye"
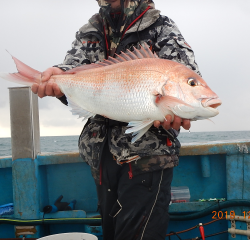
[187,78,198,87]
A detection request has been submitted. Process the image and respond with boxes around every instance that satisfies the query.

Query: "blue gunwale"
[0,139,250,239]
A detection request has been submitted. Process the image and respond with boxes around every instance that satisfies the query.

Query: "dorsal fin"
[64,63,103,74]
[63,43,158,74]
[114,53,127,62]
[139,44,150,58]
[126,49,139,60]
[141,43,156,58]
[154,52,159,58]
[133,46,144,59]
[120,52,132,61]
[107,56,120,64]
[98,62,110,67]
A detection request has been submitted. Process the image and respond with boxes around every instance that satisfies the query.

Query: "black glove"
[43,195,76,213]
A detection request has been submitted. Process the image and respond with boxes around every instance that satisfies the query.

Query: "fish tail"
[0,52,41,86]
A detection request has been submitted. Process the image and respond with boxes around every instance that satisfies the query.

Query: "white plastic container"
[171,186,190,203]
[37,232,98,240]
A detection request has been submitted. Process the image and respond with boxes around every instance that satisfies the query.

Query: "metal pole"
[9,86,40,160]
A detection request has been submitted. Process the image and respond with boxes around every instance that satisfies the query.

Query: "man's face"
[106,0,121,11]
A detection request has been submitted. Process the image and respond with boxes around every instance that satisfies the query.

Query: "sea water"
[1,131,250,157]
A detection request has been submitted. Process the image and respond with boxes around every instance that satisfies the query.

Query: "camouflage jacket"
[55,5,201,177]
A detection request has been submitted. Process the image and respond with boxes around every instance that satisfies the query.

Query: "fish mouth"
[201,98,222,109]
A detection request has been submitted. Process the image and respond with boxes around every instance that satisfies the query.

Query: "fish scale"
[56,60,165,123]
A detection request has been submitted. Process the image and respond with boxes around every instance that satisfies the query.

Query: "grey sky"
[0,0,249,137]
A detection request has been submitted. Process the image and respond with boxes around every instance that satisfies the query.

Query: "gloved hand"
[43,195,76,213]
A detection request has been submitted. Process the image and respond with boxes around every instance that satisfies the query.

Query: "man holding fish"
[27,0,219,239]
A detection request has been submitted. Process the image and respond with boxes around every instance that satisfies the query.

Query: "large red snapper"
[0,44,221,143]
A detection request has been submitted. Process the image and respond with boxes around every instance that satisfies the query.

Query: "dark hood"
[94,0,155,56]
[97,0,155,16]
[97,0,155,30]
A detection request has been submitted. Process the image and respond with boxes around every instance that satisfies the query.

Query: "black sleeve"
[57,95,68,106]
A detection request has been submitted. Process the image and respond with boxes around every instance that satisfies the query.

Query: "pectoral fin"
[156,95,194,117]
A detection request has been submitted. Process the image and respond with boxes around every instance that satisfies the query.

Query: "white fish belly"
[57,72,165,123]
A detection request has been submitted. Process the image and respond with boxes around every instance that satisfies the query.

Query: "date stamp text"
[212,211,250,219]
